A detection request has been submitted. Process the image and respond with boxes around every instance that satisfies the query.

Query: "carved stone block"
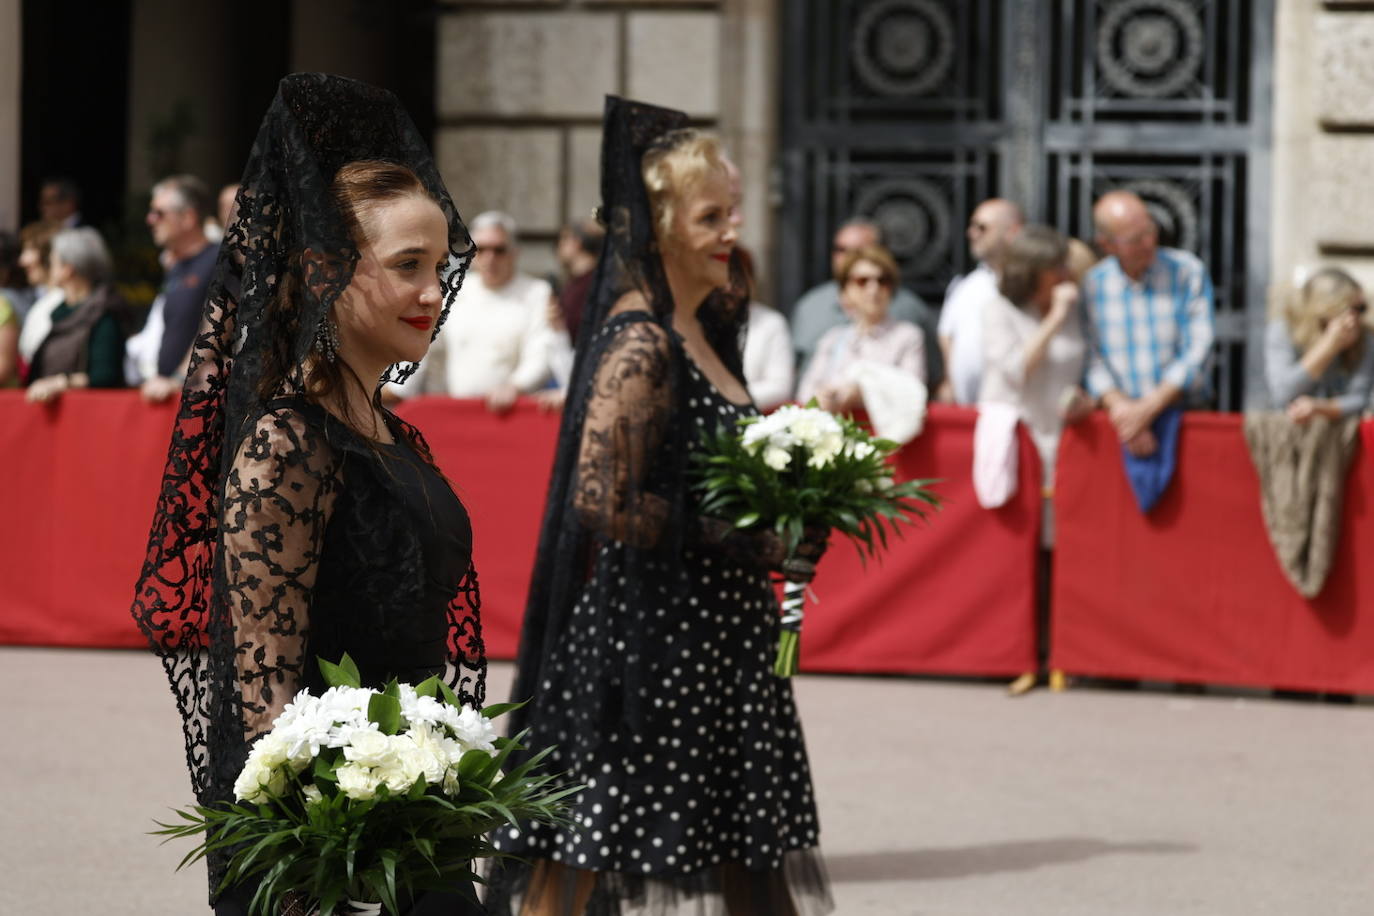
[1311,135,1374,249]
[436,127,564,234]
[626,12,721,117]
[438,12,618,118]
[1316,13,1374,127]
[567,126,603,228]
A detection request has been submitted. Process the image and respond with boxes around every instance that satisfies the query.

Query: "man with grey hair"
[790,217,943,391]
[392,210,566,413]
[125,174,217,402]
[936,197,1024,404]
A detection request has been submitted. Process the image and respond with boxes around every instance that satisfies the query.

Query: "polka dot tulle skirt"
[487,364,833,915]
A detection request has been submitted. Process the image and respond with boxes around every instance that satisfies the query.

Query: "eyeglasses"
[147,206,185,222]
[476,245,509,256]
[847,274,892,290]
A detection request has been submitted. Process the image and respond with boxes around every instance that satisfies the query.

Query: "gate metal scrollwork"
[779,0,1273,410]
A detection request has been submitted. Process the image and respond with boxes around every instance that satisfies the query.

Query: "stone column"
[434,0,773,287]
[0,0,20,230]
[1273,1,1374,294]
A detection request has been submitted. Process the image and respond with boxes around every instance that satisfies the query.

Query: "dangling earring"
[315,314,340,363]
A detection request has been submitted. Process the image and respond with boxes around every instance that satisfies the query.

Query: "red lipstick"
[401,316,433,331]
[710,253,731,263]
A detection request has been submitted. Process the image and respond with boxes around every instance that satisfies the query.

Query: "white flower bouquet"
[695,402,940,676]
[155,655,574,916]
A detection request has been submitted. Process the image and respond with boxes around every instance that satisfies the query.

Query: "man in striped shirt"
[1083,191,1215,456]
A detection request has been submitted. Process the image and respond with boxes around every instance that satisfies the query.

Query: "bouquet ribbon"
[774,558,815,677]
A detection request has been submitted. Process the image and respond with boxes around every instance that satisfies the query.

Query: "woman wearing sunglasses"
[796,243,925,413]
[1265,266,1374,423]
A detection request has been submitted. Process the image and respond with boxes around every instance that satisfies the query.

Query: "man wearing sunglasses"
[937,197,1024,404]
[124,174,216,403]
[388,209,566,414]
[790,217,942,389]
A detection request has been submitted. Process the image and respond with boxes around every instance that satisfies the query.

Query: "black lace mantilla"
[487,97,832,915]
[129,74,485,826]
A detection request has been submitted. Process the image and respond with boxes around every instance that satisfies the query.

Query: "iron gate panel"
[779,0,1273,410]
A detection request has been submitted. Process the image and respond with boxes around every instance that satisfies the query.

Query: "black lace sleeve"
[222,407,341,739]
[573,316,673,548]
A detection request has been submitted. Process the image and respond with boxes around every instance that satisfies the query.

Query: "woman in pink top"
[796,244,925,413]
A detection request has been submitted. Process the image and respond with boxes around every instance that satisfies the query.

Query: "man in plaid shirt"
[1083,190,1215,456]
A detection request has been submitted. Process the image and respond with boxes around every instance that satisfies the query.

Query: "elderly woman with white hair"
[25,227,130,402]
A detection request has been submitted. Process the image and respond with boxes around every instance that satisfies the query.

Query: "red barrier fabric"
[0,391,176,648]
[0,394,1039,676]
[1051,412,1374,693]
[797,406,1040,675]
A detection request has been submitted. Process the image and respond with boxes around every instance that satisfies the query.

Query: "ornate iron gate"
[777,0,1273,409]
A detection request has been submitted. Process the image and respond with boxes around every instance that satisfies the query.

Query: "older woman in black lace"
[25,227,129,401]
[489,98,832,916]
[130,74,485,916]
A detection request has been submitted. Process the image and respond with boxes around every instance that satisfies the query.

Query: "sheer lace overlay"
[488,97,831,915]
[574,318,673,549]
[128,76,486,905]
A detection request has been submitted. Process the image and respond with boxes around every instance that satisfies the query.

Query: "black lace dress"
[210,398,486,916]
[492,313,829,914]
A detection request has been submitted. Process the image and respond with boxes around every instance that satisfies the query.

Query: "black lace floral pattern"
[488,97,831,915]
[128,76,484,905]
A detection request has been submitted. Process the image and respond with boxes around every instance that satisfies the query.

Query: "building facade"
[4,1,1373,409]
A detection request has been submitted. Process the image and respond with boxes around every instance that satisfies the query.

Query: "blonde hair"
[1287,267,1365,370]
[641,129,729,245]
[1066,237,1099,283]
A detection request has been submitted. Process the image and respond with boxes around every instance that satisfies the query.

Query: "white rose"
[763,446,791,471]
[789,415,821,447]
[335,762,380,801]
[401,725,448,785]
[849,440,876,460]
[375,740,424,794]
[343,728,395,768]
[250,733,290,770]
[233,759,273,803]
[450,707,498,752]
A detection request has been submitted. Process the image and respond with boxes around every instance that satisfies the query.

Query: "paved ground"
[2,647,1370,915]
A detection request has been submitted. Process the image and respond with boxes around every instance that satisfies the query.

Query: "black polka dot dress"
[492,352,832,915]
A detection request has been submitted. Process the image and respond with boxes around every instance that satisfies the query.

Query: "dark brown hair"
[834,244,899,288]
[259,160,436,435]
[19,221,58,269]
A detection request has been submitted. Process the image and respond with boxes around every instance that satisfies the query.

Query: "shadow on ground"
[827,837,1196,882]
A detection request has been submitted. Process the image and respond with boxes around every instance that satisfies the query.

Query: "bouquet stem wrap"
[774,579,807,677]
[344,901,382,916]
[694,403,940,685]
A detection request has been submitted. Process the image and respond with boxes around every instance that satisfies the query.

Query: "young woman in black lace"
[486,98,833,916]
[130,74,485,915]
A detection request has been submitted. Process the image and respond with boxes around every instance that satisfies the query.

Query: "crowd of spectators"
[6,176,1371,447]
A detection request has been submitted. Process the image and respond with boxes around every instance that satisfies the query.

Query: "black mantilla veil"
[489,97,831,915]
[129,72,484,828]
[508,95,747,740]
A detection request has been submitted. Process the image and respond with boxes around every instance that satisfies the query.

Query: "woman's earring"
[316,315,341,363]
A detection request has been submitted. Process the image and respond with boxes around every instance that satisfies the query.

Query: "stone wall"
[1273,1,1374,297]
[434,0,778,295]
[0,0,22,231]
